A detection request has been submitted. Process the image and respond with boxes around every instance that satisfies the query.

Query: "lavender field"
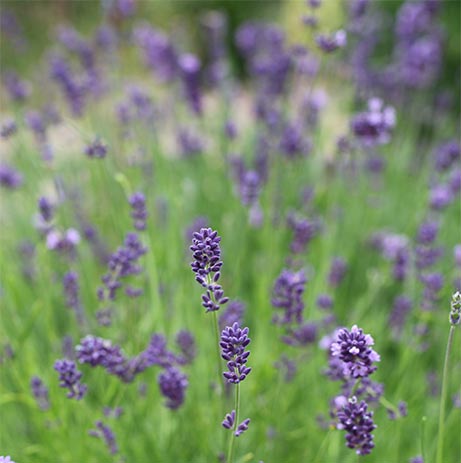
[0,1,460,462]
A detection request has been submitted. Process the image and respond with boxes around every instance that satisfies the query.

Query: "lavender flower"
[272,269,306,325]
[287,213,320,254]
[46,229,81,253]
[30,376,50,411]
[409,457,424,463]
[434,140,460,172]
[328,257,348,287]
[0,118,17,138]
[190,227,228,312]
[222,410,251,437]
[99,232,147,301]
[178,128,204,157]
[179,53,202,115]
[158,367,188,409]
[3,71,30,101]
[0,457,16,463]
[175,330,196,365]
[143,334,177,368]
[317,294,333,310]
[222,409,236,429]
[89,420,118,454]
[63,271,85,324]
[129,192,147,231]
[84,138,107,158]
[38,196,53,223]
[235,418,251,437]
[0,164,23,189]
[429,184,452,210]
[220,322,252,384]
[54,359,87,399]
[331,325,380,378]
[337,397,376,455]
[316,30,347,53]
[351,98,396,147]
[76,335,125,370]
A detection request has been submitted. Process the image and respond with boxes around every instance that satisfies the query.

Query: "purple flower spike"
[316,30,347,53]
[54,359,87,400]
[337,397,376,455]
[328,257,348,287]
[220,322,252,384]
[158,367,188,410]
[179,53,202,115]
[85,138,108,158]
[272,269,307,325]
[221,409,251,436]
[190,227,228,312]
[0,164,23,189]
[129,192,147,231]
[76,335,125,370]
[351,98,396,147]
[89,420,118,455]
[30,376,50,411]
[331,325,380,378]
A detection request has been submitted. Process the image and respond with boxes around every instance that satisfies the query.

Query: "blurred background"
[1,0,459,89]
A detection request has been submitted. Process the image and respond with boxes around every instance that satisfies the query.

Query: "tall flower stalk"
[436,292,460,463]
[190,227,229,388]
[220,322,252,463]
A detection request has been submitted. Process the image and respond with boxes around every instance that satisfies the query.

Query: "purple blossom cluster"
[220,322,252,384]
[337,397,376,455]
[330,325,381,378]
[54,359,87,400]
[190,227,229,312]
[89,420,118,455]
[351,98,396,147]
[222,410,251,437]
[272,269,307,325]
[0,164,23,189]
[129,192,147,231]
[84,138,108,158]
[316,30,347,53]
[99,232,147,301]
[75,333,190,408]
[30,376,50,411]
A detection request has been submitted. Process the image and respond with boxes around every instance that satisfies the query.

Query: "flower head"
[220,322,252,383]
[337,397,376,455]
[54,359,87,399]
[331,325,380,378]
[158,367,188,409]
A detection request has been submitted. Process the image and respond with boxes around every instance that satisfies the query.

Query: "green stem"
[227,382,241,463]
[421,416,427,463]
[436,325,456,463]
[212,310,223,394]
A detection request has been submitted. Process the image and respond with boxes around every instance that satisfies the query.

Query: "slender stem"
[212,310,223,394]
[436,325,455,463]
[421,416,427,463]
[227,383,241,463]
